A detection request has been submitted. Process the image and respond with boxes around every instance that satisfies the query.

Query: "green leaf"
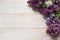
[40,2,47,8]
[55,11,60,18]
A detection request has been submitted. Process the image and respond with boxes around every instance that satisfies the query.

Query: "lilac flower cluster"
[46,14,60,36]
[27,0,60,37]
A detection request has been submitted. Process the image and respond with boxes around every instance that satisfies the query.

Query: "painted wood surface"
[0,0,59,40]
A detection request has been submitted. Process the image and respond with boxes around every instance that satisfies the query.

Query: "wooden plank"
[0,0,38,14]
[0,28,52,40]
[0,14,47,28]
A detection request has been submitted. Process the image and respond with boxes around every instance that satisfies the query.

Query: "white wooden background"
[0,0,59,40]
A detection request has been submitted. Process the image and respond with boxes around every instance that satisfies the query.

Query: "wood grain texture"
[0,14,46,28]
[0,28,52,40]
[0,0,36,14]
